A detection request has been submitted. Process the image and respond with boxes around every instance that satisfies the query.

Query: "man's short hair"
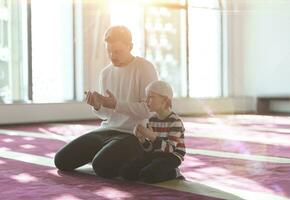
[104,26,132,45]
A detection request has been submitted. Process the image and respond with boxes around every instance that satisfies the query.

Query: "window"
[144,3,187,97]
[188,0,222,97]
[0,0,77,104]
[1,0,223,104]
[0,1,9,103]
[109,0,223,98]
[0,0,27,103]
[109,0,144,56]
[31,0,74,103]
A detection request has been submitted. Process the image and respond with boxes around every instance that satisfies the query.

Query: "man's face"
[106,41,132,67]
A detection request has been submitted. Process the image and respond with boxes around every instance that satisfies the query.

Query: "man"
[54,26,158,178]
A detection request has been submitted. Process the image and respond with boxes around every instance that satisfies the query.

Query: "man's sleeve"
[91,71,112,120]
[91,106,112,120]
[114,62,158,119]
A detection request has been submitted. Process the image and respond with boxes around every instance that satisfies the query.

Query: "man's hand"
[101,90,117,109]
[85,91,101,110]
[85,90,117,110]
[134,124,157,142]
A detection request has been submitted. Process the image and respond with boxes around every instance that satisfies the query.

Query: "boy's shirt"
[142,112,186,162]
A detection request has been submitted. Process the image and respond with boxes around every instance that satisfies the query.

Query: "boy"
[119,80,186,183]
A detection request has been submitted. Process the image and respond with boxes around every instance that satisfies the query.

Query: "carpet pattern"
[0,115,290,200]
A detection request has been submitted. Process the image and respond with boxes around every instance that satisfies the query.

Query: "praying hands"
[133,124,157,142]
[85,89,117,110]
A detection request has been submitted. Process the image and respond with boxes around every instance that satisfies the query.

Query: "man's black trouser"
[119,152,181,183]
[54,128,143,178]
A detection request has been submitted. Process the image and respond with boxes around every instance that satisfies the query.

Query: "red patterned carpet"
[0,115,289,200]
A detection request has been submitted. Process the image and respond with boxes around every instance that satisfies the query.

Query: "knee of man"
[139,168,155,183]
[92,160,116,178]
[92,165,116,179]
[54,152,73,171]
[126,136,144,157]
[119,164,136,180]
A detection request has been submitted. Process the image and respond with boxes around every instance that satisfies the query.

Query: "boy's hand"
[135,124,157,142]
[133,125,146,143]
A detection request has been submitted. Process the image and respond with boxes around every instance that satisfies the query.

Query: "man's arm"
[87,70,114,119]
[115,62,158,119]
[93,61,158,120]
[94,89,151,120]
[85,90,112,120]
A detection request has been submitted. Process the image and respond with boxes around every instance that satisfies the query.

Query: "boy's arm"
[152,120,185,154]
[137,125,157,142]
[134,124,153,152]
[141,138,153,152]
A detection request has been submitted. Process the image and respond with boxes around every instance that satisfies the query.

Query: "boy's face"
[106,41,132,67]
[146,91,167,112]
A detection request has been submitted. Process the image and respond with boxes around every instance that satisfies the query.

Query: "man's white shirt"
[92,56,158,133]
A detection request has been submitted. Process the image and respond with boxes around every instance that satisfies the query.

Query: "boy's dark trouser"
[119,152,181,183]
[54,128,143,178]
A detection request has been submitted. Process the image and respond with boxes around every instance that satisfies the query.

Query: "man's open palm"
[85,90,116,110]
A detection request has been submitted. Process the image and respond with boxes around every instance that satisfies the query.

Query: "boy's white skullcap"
[146,80,173,99]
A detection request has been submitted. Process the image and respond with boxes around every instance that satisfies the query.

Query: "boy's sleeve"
[141,121,153,152]
[152,120,185,153]
[141,138,153,152]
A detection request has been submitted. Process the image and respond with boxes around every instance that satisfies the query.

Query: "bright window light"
[31,0,74,103]
[109,0,144,56]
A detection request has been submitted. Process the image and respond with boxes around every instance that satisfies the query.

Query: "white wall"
[0,102,96,124]
[226,0,290,112]
[228,0,290,97]
[173,97,254,115]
